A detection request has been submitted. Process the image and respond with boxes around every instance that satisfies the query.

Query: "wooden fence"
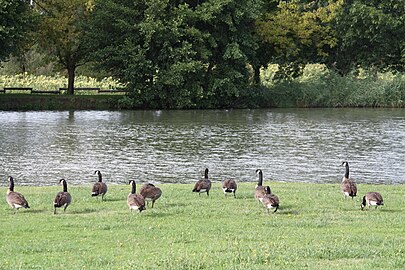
[0,87,128,95]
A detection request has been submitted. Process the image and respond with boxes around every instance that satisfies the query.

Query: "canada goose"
[222,179,237,198]
[6,176,30,213]
[361,192,384,210]
[92,170,108,201]
[254,169,271,203]
[192,168,211,196]
[140,183,162,208]
[261,186,280,213]
[340,161,357,199]
[54,179,72,214]
[127,180,146,213]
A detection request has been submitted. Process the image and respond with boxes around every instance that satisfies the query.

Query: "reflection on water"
[0,109,404,186]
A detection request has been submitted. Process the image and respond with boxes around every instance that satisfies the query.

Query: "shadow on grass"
[362,207,399,213]
[143,211,174,218]
[6,209,47,214]
[27,209,49,214]
[275,204,301,215]
[92,197,123,202]
[277,210,301,215]
[162,202,189,208]
[69,208,99,214]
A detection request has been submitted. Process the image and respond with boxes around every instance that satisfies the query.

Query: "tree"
[333,0,405,74]
[0,0,35,62]
[255,0,343,77]
[196,0,264,107]
[34,0,94,94]
[87,0,263,108]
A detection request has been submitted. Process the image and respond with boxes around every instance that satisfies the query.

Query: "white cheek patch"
[199,189,207,193]
[130,205,140,210]
[344,192,349,196]
[14,204,24,209]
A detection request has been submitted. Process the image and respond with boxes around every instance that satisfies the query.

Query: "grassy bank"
[261,65,405,108]
[1,182,404,269]
[2,67,404,109]
[0,94,128,110]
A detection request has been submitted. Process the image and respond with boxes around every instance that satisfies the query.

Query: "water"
[0,109,404,186]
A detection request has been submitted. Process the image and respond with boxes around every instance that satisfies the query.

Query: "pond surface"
[0,109,404,186]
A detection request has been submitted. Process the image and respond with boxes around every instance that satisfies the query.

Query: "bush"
[261,64,405,108]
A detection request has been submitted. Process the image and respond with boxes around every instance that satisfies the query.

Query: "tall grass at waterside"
[0,73,124,91]
[261,64,405,108]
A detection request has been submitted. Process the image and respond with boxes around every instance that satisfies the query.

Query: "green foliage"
[256,0,343,69]
[0,44,60,75]
[87,0,263,109]
[35,0,95,94]
[261,64,405,108]
[0,0,35,62]
[333,0,405,73]
[1,182,405,268]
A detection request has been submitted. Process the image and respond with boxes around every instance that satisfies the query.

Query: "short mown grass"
[1,182,404,269]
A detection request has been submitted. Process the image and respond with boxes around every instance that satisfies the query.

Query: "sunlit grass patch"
[0,182,404,269]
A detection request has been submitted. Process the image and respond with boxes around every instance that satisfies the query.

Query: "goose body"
[222,179,237,198]
[261,187,280,213]
[54,179,72,214]
[6,176,30,212]
[127,180,146,213]
[254,169,271,203]
[92,170,108,200]
[361,192,384,210]
[140,183,162,208]
[340,161,357,199]
[192,168,211,196]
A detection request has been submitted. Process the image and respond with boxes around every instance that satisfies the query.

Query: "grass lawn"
[1,182,404,269]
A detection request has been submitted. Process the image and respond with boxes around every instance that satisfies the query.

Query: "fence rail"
[0,87,128,95]
[3,87,33,93]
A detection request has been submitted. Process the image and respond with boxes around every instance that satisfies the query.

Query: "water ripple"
[0,109,404,186]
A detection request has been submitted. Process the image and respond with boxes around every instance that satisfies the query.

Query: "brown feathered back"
[255,170,271,202]
[92,182,108,199]
[92,170,108,200]
[340,161,357,199]
[222,179,237,197]
[262,193,280,213]
[140,183,162,208]
[341,179,357,198]
[192,168,211,196]
[361,192,384,210]
[255,186,268,202]
[54,179,72,214]
[6,176,30,211]
[127,180,146,213]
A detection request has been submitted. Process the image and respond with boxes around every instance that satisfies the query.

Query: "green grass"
[1,182,404,269]
[261,65,405,108]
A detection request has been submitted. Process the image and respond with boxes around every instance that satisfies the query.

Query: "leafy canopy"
[0,0,35,62]
[87,0,263,109]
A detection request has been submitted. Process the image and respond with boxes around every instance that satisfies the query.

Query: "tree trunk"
[67,63,75,95]
[253,65,261,85]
